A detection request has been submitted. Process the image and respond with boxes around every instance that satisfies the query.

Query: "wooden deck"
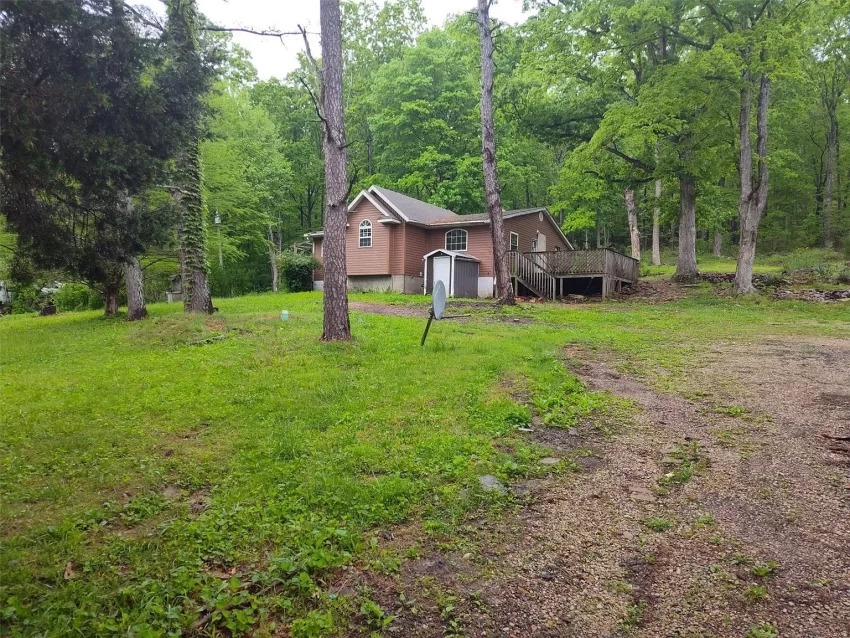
[509,249,639,299]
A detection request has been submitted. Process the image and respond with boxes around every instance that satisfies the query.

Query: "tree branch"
[202,26,316,37]
[603,144,653,173]
[704,3,735,32]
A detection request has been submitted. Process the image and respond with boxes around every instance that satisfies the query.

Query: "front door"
[536,232,547,252]
[433,256,451,296]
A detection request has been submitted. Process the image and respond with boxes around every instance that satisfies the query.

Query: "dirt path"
[362,337,850,637]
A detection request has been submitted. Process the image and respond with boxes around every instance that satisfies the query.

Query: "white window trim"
[359,219,372,248]
[509,232,519,252]
[445,228,468,252]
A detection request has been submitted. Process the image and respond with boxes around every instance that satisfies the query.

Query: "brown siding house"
[308,185,572,298]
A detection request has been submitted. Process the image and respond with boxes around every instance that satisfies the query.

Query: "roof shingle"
[369,186,459,224]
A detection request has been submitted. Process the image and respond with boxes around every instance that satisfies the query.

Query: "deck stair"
[510,251,556,300]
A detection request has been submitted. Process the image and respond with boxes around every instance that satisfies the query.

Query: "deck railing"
[509,249,639,282]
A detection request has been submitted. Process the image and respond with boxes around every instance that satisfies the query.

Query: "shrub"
[9,284,42,313]
[836,267,850,285]
[279,252,319,293]
[54,283,103,311]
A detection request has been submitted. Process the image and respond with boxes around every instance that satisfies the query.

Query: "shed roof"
[422,249,481,262]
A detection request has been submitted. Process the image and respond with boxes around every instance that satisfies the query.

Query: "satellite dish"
[433,280,446,320]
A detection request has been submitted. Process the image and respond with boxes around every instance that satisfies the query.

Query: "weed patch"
[641,516,676,532]
[658,441,708,493]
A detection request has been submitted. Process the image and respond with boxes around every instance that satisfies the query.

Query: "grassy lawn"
[1,288,848,636]
[639,247,847,278]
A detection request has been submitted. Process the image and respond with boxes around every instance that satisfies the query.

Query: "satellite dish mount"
[420,280,446,346]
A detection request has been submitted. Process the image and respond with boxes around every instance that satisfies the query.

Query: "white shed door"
[433,256,451,295]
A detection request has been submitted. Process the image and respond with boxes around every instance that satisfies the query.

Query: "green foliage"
[533,373,608,429]
[751,561,780,578]
[1,0,206,307]
[618,601,646,633]
[279,252,320,293]
[9,284,42,314]
[745,584,770,602]
[641,516,675,532]
[746,622,779,638]
[658,441,707,492]
[360,598,394,633]
[54,283,104,312]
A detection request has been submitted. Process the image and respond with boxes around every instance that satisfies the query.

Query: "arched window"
[359,220,372,247]
[445,228,468,251]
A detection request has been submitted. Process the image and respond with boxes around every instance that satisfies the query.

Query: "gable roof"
[369,186,459,224]
[317,185,573,250]
[429,208,547,226]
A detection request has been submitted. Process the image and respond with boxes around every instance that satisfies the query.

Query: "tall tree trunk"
[713,230,723,257]
[823,111,838,248]
[624,187,640,261]
[104,276,120,318]
[652,179,662,266]
[125,256,147,321]
[268,227,279,293]
[477,0,514,304]
[319,0,351,340]
[674,175,699,281]
[734,71,770,294]
[175,139,212,313]
[168,0,212,314]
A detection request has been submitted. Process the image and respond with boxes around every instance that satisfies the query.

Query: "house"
[307,185,575,298]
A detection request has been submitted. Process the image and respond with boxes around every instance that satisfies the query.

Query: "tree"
[810,8,850,248]
[202,80,292,293]
[166,0,213,313]
[477,0,514,304]
[0,0,182,318]
[253,78,325,232]
[699,0,810,293]
[318,0,352,340]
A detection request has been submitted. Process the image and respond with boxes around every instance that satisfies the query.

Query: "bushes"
[279,252,319,293]
[54,283,103,311]
[9,284,41,313]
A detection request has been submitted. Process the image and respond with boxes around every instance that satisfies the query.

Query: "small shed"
[423,249,480,298]
[166,274,183,303]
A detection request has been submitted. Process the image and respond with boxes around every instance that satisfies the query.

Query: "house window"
[359,220,372,247]
[530,239,537,251]
[509,232,519,252]
[445,228,468,251]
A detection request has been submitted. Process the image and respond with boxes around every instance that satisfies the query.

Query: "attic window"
[359,220,372,247]
[445,228,468,251]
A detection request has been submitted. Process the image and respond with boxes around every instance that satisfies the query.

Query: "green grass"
[1,288,848,636]
[640,247,846,279]
[641,516,676,532]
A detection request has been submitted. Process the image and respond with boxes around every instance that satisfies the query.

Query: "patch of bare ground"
[351,339,849,637]
[614,279,689,303]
